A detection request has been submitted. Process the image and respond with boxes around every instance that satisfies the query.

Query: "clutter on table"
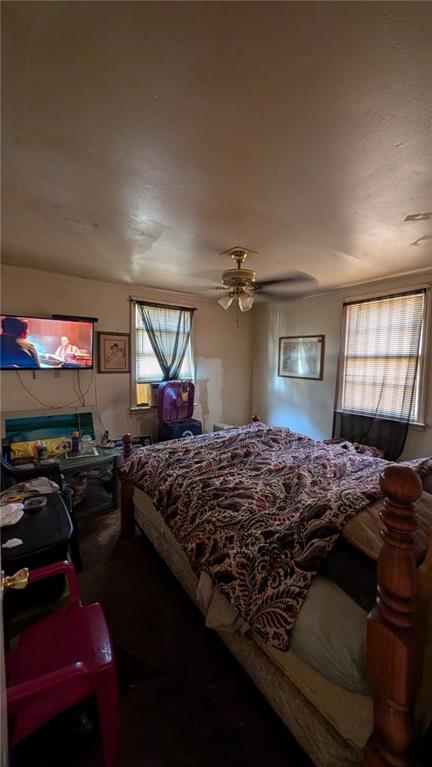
[0,477,60,499]
[0,503,25,528]
[2,537,23,549]
[23,496,48,513]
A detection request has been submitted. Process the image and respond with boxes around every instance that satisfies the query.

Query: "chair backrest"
[0,454,63,491]
[1,454,16,490]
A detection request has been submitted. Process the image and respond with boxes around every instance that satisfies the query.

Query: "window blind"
[340,290,425,422]
[135,303,193,383]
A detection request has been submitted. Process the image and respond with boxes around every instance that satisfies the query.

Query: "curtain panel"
[333,289,426,460]
[135,302,194,383]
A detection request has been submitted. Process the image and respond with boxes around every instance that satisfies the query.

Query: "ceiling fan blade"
[254,286,315,303]
[254,271,316,291]
[255,288,296,298]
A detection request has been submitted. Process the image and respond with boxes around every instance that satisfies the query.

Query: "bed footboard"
[365,465,425,767]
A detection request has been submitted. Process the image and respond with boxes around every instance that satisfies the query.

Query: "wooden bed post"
[122,433,133,460]
[365,464,424,767]
[120,433,135,538]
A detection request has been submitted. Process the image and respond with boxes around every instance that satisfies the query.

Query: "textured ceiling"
[2,1,432,299]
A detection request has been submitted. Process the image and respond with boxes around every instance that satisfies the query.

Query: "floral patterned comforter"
[121,423,432,651]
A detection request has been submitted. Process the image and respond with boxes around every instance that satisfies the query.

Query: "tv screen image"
[0,315,94,370]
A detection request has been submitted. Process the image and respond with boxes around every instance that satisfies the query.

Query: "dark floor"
[12,509,313,767]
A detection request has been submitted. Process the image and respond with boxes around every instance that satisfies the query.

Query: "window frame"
[129,298,196,410]
[336,286,430,427]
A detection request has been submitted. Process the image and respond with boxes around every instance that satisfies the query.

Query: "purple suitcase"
[158,381,195,423]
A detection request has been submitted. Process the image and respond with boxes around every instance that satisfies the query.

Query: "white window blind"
[135,303,193,383]
[339,290,426,422]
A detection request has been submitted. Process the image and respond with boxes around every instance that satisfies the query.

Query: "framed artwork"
[278,335,325,380]
[97,332,130,373]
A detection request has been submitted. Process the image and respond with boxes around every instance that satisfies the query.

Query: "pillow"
[290,573,372,695]
[343,491,432,563]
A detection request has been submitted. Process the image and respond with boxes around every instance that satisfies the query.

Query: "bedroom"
[1,2,432,766]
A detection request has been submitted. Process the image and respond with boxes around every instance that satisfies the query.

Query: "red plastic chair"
[6,561,118,766]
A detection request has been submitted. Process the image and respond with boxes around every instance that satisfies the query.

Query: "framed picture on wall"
[278,335,325,380]
[97,332,130,373]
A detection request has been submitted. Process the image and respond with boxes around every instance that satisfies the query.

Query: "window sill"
[336,410,426,430]
[129,406,154,413]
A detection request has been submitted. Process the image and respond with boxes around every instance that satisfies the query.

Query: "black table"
[1,492,73,574]
[2,492,74,625]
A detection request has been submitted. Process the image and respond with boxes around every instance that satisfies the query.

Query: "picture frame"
[278,335,325,380]
[97,332,130,374]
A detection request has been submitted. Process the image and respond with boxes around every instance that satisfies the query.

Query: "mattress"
[133,487,374,753]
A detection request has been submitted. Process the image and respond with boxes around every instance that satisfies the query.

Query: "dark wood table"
[1,492,73,574]
[2,492,74,625]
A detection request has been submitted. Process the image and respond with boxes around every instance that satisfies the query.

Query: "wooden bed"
[119,430,431,767]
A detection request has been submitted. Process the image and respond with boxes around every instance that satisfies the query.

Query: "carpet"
[11,509,313,767]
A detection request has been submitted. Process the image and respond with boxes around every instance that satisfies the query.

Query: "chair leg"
[94,666,119,767]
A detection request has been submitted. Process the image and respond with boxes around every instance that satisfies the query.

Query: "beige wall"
[253,272,432,460]
[1,265,252,439]
[3,264,431,460]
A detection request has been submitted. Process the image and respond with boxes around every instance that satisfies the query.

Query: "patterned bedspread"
[121,423,432,651]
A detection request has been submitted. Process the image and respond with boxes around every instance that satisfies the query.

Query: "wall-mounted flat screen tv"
[0,316,94,370]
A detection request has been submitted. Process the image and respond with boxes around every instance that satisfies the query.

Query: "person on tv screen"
[0,316,41,369]
[55,335,80,361]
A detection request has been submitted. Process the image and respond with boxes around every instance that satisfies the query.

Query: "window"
[338,289,427,424]
[131,301,194,408]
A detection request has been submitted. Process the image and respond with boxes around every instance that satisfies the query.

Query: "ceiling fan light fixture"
[214,246,312,312]
[218,293,235,310]
[238,292,254,312]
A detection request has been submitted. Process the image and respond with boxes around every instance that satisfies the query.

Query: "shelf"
[73,480,116,519]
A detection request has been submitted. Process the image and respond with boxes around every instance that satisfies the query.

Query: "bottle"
[38,441,48,461]
[101,430,109,446]
[71,431,80,453]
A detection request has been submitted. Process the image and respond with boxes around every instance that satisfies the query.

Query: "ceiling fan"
[214,247,314,312]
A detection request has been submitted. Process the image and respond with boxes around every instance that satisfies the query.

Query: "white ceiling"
[2,1,432,299]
